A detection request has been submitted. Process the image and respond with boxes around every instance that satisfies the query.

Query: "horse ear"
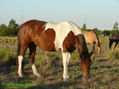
[89,51,93,57]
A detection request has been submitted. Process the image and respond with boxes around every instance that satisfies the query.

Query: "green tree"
[82,24,87,31]
[93,28,102,36]
[0,24,7,30]
[8,19,19,36]
[0,24,10,36]
[113,22,118,30]
[0,19,19,36]
[102,30,110,36]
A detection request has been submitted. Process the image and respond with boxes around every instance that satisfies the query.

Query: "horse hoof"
[19,74,23,77]
[83,76,88,82]
[63,75,70,81]
[63,78,69,81]
[34,73,41,78]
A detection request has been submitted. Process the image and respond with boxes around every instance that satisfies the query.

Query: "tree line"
[81,22,119,36]
[0,19,19,36]
[0,19,119,36]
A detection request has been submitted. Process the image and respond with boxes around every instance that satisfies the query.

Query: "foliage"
[81,24,87,31]
[0,46,16,65]
[108,50,119,60]
[92,28,102,36]
[0,19,19,36]
[102,30,110,36]
[102,30,119,36]
[113,22,118,30]
[0,36,119,89]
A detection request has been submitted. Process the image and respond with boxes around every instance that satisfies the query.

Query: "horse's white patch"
[32,64,40,77]
[45,21,82,50]
[18,55,23,77]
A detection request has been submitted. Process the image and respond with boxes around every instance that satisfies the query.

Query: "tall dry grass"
[0,36,119,89]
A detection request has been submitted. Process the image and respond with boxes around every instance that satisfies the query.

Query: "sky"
[0,0,119,30]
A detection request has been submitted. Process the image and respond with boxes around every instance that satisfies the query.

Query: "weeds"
[108,50,119,60]
[0,46,16,65]
[0,36,119,89]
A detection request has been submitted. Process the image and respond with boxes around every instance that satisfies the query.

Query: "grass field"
[0,36,119,89]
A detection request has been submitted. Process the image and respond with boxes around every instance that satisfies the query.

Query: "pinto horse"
[16,20,92,81]
[109,34,119,49]
[82,31,101,54]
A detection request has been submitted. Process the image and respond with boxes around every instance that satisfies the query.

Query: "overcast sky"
[0,0,119,30]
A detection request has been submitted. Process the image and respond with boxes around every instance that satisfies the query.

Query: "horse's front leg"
[114,42,118,49]
[91,42,95,53]
[62,52,71,81]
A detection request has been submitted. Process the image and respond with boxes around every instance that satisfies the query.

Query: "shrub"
[0,46,16,65]
[108,50,119,60]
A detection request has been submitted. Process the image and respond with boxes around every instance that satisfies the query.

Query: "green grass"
[0,46,16,65]
[0,36,119,89]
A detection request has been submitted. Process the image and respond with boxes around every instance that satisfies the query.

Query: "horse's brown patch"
[62,31,76,53]
[34,28,56,51]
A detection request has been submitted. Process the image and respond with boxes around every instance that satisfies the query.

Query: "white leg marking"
[18,55,23,77]
[32,64,40,77]
[62,52,71,81]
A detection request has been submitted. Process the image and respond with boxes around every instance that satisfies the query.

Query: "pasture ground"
[0,36,119,89]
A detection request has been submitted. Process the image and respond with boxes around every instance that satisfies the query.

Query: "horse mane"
[76,34,90,61]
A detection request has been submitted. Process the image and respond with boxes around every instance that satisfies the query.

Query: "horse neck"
[75,34,89,61]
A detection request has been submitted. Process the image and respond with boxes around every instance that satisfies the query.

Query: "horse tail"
[16,34,21,73]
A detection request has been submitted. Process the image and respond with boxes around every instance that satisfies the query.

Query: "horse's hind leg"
[18,45,27,77]
[29,43,40,77]
[114,42,118,49]
[91,42,95,53]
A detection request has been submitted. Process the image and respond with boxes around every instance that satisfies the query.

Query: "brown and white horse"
[16,20,92,81]
[82,31,101,54]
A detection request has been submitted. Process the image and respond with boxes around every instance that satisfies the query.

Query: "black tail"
[16,34,21,73]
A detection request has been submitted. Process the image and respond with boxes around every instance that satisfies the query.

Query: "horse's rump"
[82,31,101,54]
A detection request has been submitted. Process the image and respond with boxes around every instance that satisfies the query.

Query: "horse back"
[109,34,119,40]
[83,31,98,43]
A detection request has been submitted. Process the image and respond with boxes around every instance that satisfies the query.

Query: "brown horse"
[82,31,101,54]
[109,34,119,49]
[16,20,92,81]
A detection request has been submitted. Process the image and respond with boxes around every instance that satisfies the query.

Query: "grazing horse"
[16,20,92,81]
[109,34,119,49]
[82,31,101,54]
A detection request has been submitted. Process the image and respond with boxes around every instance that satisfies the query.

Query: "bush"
[0,46,16,65]
[108,50,119,60]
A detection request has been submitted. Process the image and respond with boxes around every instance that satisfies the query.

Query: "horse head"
[75,34,92,81]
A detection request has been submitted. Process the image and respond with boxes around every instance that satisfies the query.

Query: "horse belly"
[36,41,56,51]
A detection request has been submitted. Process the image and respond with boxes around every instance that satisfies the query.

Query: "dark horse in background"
[109,34,119,49]
[16,20,92,81]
